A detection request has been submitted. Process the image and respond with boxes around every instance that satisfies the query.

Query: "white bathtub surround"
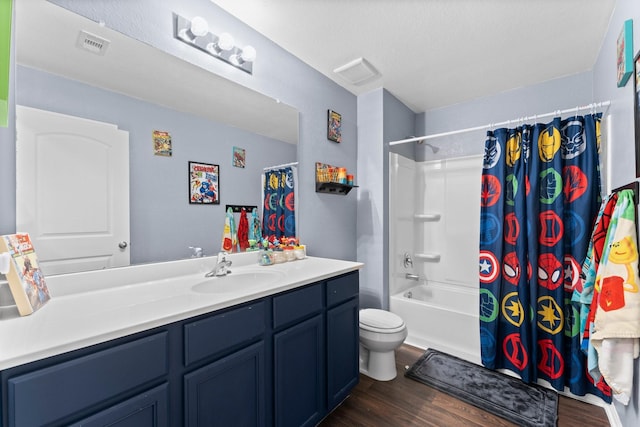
[388,153,483,363]
[0,253,363,370]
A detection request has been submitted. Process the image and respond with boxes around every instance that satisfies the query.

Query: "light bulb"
[189,16,209,37]
[240,45,256,63]
[217,33,235,51]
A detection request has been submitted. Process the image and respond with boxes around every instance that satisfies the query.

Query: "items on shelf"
[315,162,354,185]
[315,162,358,195]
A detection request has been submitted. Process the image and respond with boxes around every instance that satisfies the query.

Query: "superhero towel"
[590,190,640,405]
[237,208,249,252]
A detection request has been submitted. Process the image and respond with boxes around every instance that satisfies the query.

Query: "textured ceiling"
[212,0,616,112]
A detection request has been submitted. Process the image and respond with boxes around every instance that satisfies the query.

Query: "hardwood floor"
[320,345,610,427]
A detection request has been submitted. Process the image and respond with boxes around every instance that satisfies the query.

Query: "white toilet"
[359,308,408,381]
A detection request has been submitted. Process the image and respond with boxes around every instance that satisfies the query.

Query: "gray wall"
[17,65,295,264]
[592,0,640,423]
[357,89,384,308]
[8,0,359,261]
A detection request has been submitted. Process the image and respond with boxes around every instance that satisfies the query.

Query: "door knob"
[118,241,128,249]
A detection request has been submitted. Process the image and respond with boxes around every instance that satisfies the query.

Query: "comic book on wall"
[0,233,51,316]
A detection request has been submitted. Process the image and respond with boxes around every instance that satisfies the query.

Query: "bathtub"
[390,281,481,364]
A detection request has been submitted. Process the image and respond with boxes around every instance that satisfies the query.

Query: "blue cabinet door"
[184,341,265,427]
[70,384,168,427]
[327,298,359,410]
[274,314,324,427]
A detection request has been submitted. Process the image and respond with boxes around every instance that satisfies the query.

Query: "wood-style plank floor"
[320,344,610,427]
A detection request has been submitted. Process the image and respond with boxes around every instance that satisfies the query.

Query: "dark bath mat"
[405,349,558,427]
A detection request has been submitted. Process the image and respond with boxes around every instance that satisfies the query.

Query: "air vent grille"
[333,57,380,85]
[76,30,110,56]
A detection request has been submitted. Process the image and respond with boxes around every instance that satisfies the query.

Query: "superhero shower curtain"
[262,166,297,243]
[479,113,611,401]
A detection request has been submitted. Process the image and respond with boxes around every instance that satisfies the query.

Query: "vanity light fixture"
[174,13,256,74]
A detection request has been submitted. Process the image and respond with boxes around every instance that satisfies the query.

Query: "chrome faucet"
[189,246,204,258]
[205,252,232,277]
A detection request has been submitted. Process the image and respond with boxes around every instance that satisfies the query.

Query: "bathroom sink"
[191,269,286,294]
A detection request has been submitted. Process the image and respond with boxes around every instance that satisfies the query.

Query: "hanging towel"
[221,207,237,252]
[590,190,640,405]
[237,208,249,252]
[221,210,233,252]
[576,193,618,397]
[228,207,237,252]
[573,193,618,350]
[249,208,262,243]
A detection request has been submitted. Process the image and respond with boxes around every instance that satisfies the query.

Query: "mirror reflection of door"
[16,106,130,275]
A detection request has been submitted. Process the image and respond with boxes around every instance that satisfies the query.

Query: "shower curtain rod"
[263,161,298,171]
[388,101,611,146]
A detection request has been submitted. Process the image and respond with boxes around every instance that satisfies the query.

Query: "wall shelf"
[315,182,358,195]
[414,213,441,221]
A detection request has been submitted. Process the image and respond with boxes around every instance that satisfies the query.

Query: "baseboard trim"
[604,403,622,427]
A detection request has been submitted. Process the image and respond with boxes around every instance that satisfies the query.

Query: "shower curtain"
[262,166,297,244]
[479,113,611,401]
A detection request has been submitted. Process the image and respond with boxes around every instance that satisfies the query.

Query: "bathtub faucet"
[405,273,420,281]
[403,252,413,268]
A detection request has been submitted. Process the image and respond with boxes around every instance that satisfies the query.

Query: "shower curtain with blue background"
[262,166,297,243]
[479,113,611,402]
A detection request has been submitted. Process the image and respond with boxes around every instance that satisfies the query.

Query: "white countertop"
[0,254,363,370]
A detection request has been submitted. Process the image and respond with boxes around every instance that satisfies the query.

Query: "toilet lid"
[359,309,405,332]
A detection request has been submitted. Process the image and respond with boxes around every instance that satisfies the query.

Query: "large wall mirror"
[14,0,299,275]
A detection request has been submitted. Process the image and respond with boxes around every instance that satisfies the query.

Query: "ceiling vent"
[333,57,379,85]
[76,30,110,56]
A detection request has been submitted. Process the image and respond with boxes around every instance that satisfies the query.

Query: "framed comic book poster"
[327,109,342,143]
[189,161,220,204]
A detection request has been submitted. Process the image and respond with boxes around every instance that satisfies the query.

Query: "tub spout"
[405,273,420,281]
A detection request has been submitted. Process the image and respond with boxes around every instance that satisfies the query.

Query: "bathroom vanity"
[0,254,362,426]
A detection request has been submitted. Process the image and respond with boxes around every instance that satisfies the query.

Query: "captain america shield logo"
[564,255,581,292]
[479,251,499,283]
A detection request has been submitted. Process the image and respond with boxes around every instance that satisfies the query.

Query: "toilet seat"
[359,309,406,334]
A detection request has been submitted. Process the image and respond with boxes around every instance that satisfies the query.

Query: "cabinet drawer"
[184,301,265,366]
[326,272,359,307]
[8,332,168,427]
[273,283,323,329]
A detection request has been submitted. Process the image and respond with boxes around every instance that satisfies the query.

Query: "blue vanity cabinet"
[326,273,360,411]
[0,270,360,427]
[183,302,267,427]
[2,332,169,427]
[273,283,325,427]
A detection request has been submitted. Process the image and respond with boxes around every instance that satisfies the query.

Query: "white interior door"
[16,105,130,275]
